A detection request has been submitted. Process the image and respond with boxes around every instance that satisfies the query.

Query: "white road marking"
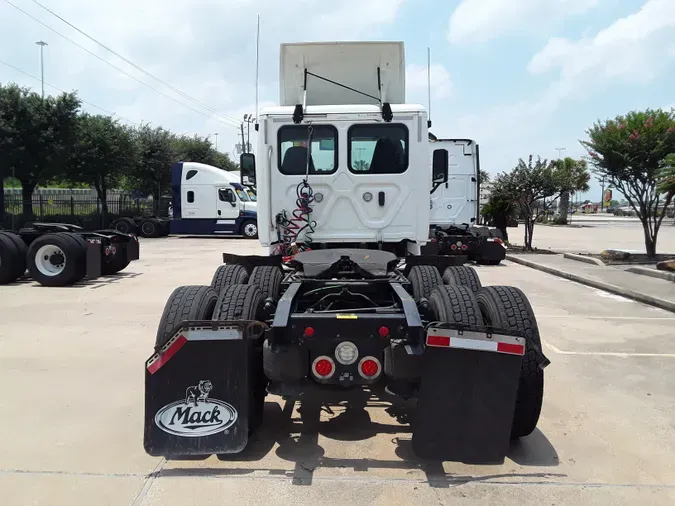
[536,315,675,320]
[545,342,675,358]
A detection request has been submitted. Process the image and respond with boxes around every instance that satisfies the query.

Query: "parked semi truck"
[424,137,506,265]
[111,162,259,238]
[143,41,548,463]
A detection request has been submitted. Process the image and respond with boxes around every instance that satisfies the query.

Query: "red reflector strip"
[426,334,451,347]
[147,335,187,374]
[426,333,525,356]
[497,342,525,356]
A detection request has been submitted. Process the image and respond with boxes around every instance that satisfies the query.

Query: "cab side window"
[219,188,236,202]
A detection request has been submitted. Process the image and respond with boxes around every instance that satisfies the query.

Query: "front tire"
[241,220,258,239]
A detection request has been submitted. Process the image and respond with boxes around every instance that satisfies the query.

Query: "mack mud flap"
[411,326,525,464]
[144,321,259,457]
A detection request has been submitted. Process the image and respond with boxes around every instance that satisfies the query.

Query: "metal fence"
[2,195,171,231]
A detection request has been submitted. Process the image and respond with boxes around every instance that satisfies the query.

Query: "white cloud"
[528,0,675,100]
[0,0,407,156]
[406,63,452,101]
[447,0,600,44]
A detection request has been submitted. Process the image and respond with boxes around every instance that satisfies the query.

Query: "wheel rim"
[244,223,257,237]
[116,221,129,233]
[141,222,155,235]
[35,244,66,277]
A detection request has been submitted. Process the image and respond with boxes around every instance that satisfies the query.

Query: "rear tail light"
[378,326,390,338]
[450,244,458,250]
[461,244,468,251]
[312,356,335,379]
[304,326,315,337]
[358,356,382,379]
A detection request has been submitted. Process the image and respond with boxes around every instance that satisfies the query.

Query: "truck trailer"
[143,41,548,463]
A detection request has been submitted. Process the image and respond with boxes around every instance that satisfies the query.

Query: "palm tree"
[553,157,591,224]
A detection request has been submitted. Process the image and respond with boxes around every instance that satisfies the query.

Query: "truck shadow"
[160,388,562,488]
[7,271,143,289]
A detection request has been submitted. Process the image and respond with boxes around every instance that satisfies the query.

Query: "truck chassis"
[423,224,507,266]
[0,222,140,287]
[144,248,548,463]
[110,216,170,239]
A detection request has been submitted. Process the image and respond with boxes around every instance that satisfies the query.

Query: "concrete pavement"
[509,221,675,255]
[506,253,675,313]
[1,238,674,505]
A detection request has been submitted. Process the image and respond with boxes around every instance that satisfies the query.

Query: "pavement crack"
[129,458,166,506]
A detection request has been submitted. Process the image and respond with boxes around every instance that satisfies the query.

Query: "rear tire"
[408,265,442,301]
[26,233,85,287]
[0,232,27,282]
[139,218,161,238]
[429,285,484,327]
[211,264,249,295]
[442,266,482,293]
[248,265,283,301]
[112,218,139,235]
[212,284,267,433]
[476,286,544,439]
[155,285,218,349]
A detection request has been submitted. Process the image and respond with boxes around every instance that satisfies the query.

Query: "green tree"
[491,155,558,250]
[0,83,80,216]
[67,114,137,219]
[172,134,213,164]
[581,109,675,257]
[478,169,491,186]
[129,123,175,198]
[212,151,238,171]
[171,134,237,170]
[551,157,591,224]
[656,153,675,197]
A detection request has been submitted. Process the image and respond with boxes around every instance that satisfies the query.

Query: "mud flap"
[144,321,262,457]
[85,241,102,280]
[412,326,524,463]
[125,237,140,261]
[475,238,506,263]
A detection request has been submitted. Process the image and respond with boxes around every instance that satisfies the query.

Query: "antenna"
[427,47,432,128]
[254,14,260,132]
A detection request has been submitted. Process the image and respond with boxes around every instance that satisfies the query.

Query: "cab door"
[216,187,239,222]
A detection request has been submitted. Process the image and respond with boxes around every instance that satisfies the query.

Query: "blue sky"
[1,0,673,201]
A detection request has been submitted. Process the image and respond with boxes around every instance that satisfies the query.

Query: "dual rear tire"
[409,263,544,439]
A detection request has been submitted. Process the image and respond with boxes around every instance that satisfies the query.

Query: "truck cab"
[169,161,258,238]
[239,42,447,256]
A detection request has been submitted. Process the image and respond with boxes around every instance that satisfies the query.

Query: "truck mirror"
[240,153,256,187]
[432,149,448,184]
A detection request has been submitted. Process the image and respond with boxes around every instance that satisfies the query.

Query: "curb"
[505,254,675,313]
[626,266,675,282]
[563,253,606,267]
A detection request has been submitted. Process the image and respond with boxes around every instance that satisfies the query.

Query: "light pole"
[244,114,255,153]
[555,147,566,160]
[35,41,48,99]
[213,132,219,151]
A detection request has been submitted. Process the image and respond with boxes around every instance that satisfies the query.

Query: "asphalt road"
[0,238,673,505]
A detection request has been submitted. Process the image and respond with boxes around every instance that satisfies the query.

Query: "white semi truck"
[425,137,506,264]
[111,162,259,238]
[143,41,548,463]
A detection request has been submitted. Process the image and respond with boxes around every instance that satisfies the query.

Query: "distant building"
[479,182,493,208]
